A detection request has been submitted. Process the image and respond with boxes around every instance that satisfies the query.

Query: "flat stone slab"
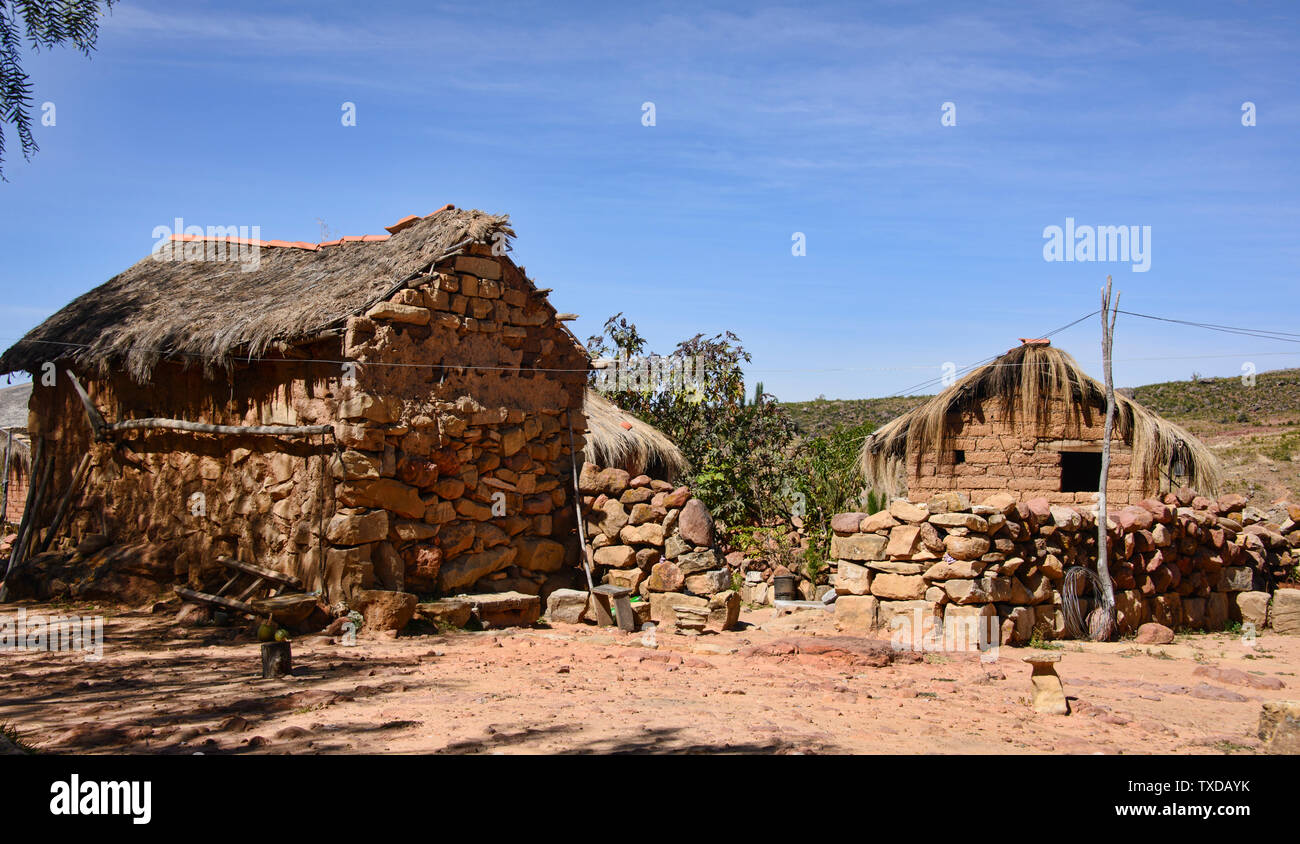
[1022,652,1063,664]
[249,593,318,626]
[456,591,541,629]
[774,599,832,615]
[415,600,473,628]
[739,636,922,668]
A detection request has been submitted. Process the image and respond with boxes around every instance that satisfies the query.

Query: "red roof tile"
[385,214,421,234]
[162,212,434,252]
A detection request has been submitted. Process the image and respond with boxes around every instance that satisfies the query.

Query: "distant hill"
[781,395,929,438]
[780,367,1300,504]
[1126,368,1300,434]
[781,368,1300,437]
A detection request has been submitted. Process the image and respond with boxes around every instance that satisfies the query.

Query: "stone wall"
[577,461,740,630]
[21,243,589,608]
[329,246,588,604]
[826,490,1299,643]
[903,395,1148,506]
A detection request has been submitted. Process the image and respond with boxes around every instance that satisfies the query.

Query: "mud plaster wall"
[27,345,342,593]
[904,396,1149,506]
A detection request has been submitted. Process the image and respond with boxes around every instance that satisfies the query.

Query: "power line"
[1117,309,1300,344]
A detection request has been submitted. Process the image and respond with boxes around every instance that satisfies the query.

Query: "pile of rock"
[828,490,1300,643]
[575,462,740,631]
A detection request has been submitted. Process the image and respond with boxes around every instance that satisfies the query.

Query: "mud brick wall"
[904,396,1146,506]
[828,489,1298,643]
[23,244,588,606]
[27,348,343,597]
[4,464,28,525]
[578,461,740,630]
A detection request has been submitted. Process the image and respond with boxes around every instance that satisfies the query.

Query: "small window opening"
[952,449,966,465]
[1060,450,1102,493]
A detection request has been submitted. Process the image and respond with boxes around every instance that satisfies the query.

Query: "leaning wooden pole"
[1095,276,1120,638]
[0,428,11,526]
[36,452,92,555]
[0,437,43,602]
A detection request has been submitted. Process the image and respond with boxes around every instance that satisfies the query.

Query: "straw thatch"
[860,342,1221,497]
[583,390,687,480]
[0,382,32,477]
[0,208,514,383]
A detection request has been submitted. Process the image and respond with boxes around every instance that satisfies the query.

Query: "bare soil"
[1,600,1295,755]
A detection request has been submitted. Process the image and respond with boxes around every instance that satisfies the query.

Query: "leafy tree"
[0,0,115,179]
[789,420,876,563]
[588,317,800,531]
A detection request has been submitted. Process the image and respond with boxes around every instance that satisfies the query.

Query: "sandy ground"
[1,600,1296,755]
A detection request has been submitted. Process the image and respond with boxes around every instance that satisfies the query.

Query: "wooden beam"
[108,418,333,438]
[174,585,256,616]
[66,371,108,441]
[36,453,92,555]
[216,556,303,589]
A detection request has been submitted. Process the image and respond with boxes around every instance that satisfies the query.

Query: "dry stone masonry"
[17,238,589,617]
[574,461,740,632]
[827,489,1300,643]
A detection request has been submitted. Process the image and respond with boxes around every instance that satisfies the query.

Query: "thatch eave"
[0,208,532,384]
[583,390,687,481]
[859,343,1221,498]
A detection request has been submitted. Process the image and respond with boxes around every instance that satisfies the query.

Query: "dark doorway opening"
[1059,450,1102,493]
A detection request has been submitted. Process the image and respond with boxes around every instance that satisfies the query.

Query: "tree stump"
[261,641,292,678]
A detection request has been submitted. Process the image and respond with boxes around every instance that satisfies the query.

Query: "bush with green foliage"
[587,315,886,555]
[588,315,800,531]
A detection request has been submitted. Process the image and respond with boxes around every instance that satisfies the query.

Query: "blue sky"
[1,0,1297,400]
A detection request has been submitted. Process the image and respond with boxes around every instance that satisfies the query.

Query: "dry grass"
[859,343,1222,497]
[583,390,687,480]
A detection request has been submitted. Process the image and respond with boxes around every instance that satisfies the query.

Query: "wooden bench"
[589,584,636,632]
[174,556,306,619]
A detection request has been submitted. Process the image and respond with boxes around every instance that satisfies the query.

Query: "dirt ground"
[1,600,1296,755]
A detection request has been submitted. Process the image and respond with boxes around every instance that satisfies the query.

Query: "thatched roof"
[0,383,32,476]
[583,390,687,481]
[0,207,519,383]
[860,342,1221,496]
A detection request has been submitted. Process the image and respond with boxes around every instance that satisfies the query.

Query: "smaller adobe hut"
[860,340,1220,506]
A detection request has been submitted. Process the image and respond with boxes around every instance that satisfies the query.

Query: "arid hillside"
[783,368,1300,504]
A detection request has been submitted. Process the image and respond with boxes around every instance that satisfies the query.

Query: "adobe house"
[0,207,591,605]
[860,340,1221,506]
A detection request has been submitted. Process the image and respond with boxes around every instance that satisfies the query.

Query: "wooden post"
[0,437,43,602]
[0,428,11,527]
[567,422,596,593]
[36,453,92,555]
[260,641,292,678]
[1095,276,1119,636]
